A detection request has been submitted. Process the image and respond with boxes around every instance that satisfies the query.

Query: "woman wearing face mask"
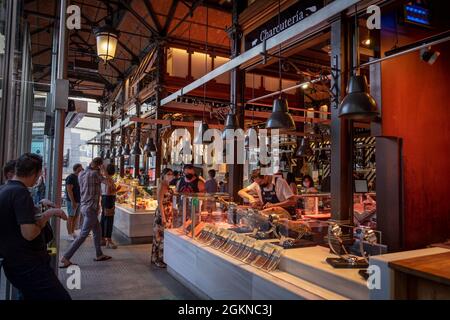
[151,168,174,268]
[301,175,318,214]
[176,164,205,193]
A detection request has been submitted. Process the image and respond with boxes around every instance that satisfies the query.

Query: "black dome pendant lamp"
[222,112,240,139]
[266,97,296,130]
[195,6,212,146]
[338,75,378,120]
[339,4,378,120]
[194,122,210,145]
[266,0,295,131]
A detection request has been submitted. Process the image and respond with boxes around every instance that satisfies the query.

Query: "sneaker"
[66,234,75,241]
[106,241,117,249]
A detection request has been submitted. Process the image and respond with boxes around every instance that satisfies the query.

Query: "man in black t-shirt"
[0,153,70,300]
[65,163,83,241]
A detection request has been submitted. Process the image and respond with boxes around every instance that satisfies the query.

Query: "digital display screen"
[404,4,431,26]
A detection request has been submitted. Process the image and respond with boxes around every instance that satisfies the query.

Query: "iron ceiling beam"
[144,0,163,33]
[116,0,159,36]
[169,0,203,37]
[162,0,179,35]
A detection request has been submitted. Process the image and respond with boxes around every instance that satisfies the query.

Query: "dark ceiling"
[25,0,233,101]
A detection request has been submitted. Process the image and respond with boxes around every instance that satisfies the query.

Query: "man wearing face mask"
[238,169,297,216]
[176,164,205,193]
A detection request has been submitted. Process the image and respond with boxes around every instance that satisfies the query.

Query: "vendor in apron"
[238,169,297,217]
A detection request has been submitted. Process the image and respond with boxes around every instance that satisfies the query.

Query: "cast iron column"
[154,41,165,184]
[330,15,353,225]
[134,102,141,178]
[0,0,18,182]
[227,0,245,202]
[119,108,125,177]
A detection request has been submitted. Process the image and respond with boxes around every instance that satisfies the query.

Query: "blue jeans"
[63,209,103,260]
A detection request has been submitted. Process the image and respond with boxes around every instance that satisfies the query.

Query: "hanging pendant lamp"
[93,25,119,62]
[105,149,111,159]
[266,97,296,130]
[266,0,296,131]
[222,113,239,139]
[111,147,117,158]
[245,128,258,149]
[131,141,142,155]
[295,137,313,158]
[194,122,210,145]
[338,75,378,120]
[99,149,105,159]
[143,137,157,155]
[122,143,131,156]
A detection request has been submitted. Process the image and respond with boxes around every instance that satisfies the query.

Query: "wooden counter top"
[389,252,450,286]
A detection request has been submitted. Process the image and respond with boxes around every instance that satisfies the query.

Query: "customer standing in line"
[0,153,70,300]
[60,157,111,267]
[65,163,83,241]
[101,164,118,249]
[151,168,174,268]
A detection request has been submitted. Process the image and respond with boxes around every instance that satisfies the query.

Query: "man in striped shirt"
[60,157,111,267]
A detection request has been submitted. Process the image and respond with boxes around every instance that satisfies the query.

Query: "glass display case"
[296,192,377,228]
[171,192,232,235]
[115,177,157,212]
[168,189,384,276]
[296,193,331,218]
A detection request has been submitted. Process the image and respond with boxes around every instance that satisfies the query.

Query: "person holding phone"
[0,153,70,300]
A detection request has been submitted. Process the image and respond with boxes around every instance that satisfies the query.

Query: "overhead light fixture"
[301,82,309,90]
[194,122,210,145]
[93,25,119,62]
[338,75,378,120]
[245,128,258,149]
[122,143,131,156]
[143,137,157,155]
[222,113,239,139]
[267,0,296,131]
[99,149,105,159]
[266,97,296,130]
[111,147,117,158]
[295,137,313,158]
[131,141,142,155]
[105,149,111,159]
[117,145,123,157]
[420,46,440,65]
[362,38,371,46]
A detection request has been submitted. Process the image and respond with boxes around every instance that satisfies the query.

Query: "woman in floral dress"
[151,168,174,268]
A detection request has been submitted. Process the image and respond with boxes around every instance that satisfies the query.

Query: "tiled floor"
[56,222,197,300]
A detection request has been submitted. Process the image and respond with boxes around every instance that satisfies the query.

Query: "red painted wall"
[381,31,450,249]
